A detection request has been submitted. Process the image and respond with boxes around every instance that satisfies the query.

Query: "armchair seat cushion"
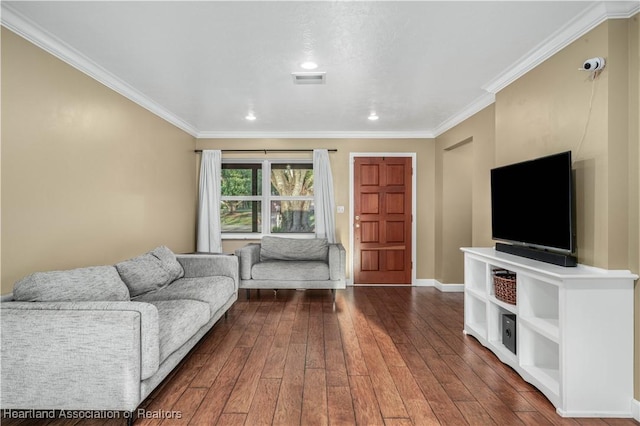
[147,300,209,363]
[252,260,330,281]
[134,276,235,320]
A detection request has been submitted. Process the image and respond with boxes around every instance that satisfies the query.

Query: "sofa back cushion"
[260,236,329,262]
[115,246,184,297]
[13,266,130,302]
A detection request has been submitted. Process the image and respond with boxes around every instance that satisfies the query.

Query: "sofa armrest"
[176,254,239,292]
[328,243,346,281]
[0,301,160,411]
[234,244,261,280]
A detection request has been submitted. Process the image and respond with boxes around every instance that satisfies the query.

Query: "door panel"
[360,193,380,214]
[354,157,412,284]
[386,193,405,214]
[386,221,405,242]
[361,221,379,242]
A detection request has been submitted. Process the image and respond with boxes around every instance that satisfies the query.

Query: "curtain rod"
[194,149,337,153]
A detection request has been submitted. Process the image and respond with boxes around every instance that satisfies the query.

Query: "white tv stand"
[461,247,637,418]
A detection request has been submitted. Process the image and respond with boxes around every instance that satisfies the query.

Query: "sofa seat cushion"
[146,300,209,363]
[115,246,185,298]
[252,261,330,281]
[260,236,328,262]
[13,266,130,302]
[133,277,235,320]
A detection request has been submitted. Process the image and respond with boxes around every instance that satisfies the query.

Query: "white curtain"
[313,149,337,243]
[197,150,223,253]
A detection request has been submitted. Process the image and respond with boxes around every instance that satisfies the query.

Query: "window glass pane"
[270,163,313,196]
[271,200,314,233]
[221,201,262,233]
[221,165,262,196]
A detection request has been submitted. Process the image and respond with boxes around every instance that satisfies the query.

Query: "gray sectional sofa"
[0,246,238,417]
[235,236,346,299]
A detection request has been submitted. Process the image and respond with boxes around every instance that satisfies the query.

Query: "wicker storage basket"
[493,270,517,305]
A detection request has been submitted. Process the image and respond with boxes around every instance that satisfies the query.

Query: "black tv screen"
[491,151,575,253]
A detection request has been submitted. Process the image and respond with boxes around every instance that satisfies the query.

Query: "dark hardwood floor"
[3,287,639,425]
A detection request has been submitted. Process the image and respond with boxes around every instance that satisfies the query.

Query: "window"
[220,163,262,233]
[221,160,314,236]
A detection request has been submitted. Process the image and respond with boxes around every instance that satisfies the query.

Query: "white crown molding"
[196,131,436,139]
[2,1,637,141]
[433,1,638,138]
[482,1,639,95]
[432,92,496,137]
[604,1,640,18]
[0,3,199,138]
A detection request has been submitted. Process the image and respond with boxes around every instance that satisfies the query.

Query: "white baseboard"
[435,281,464,292]
[414,279,464,292]
[633,398,640,421]
[348,278,464,292]
[414,278,437,287]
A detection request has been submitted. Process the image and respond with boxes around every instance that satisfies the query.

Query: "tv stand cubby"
[461,247,637,418]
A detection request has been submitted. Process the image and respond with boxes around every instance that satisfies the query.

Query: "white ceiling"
[2,1,638,138]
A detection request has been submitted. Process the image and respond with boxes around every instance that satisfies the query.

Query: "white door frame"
[349,152,417,286]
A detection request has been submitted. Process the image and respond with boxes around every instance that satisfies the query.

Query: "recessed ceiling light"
[245,113,256,121]
[368,113,379,121]
[300,61,318,70]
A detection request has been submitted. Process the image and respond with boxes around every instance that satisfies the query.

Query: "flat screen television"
[491,151,576,266]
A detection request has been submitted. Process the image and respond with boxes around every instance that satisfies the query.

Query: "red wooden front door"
[353,157,412,284]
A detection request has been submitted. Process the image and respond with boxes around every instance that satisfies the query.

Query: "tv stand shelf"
[461,247,637,418]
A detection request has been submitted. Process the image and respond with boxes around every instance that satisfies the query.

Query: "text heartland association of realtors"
[2,409,182,420]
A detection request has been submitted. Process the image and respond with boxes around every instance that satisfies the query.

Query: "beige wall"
[196,138,436,281]
[494,20,637,271]
[1,28,198,293]
[629,13,640,402]
[630,15,640,300]
[435,105,495,284]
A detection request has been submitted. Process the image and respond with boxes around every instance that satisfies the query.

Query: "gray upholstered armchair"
[235,236,346,300]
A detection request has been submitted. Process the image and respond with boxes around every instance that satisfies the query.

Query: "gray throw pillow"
[13,266,130,302]
[260,236,329,261]
[151,246,185,281]
[115,246,184,297]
